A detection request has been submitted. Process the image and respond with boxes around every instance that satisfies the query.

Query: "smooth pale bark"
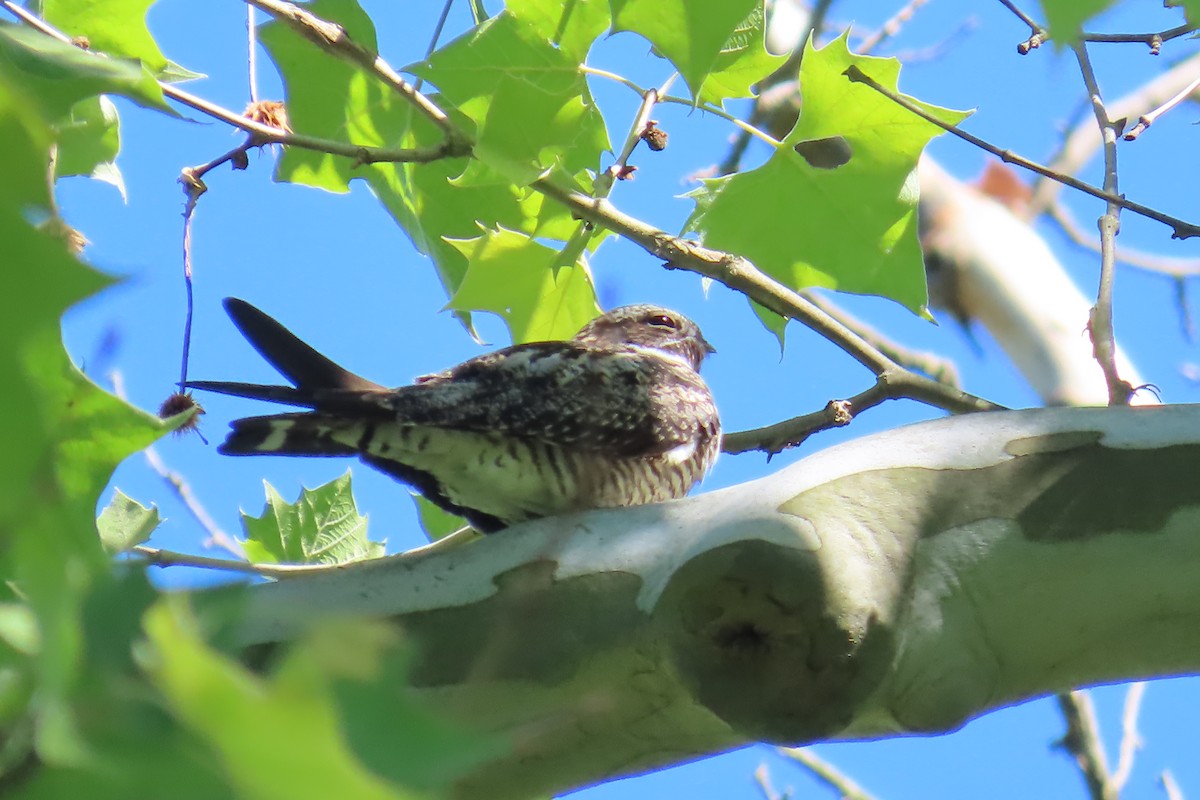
[919,158,1148,407]
[234,405,1200,799]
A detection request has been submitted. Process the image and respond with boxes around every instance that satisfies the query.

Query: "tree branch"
[1072,41,1131,405]
[0,1,470,165]
[843,64,1200,239]
[227,404,1200,800]
[1028,49,1200,216]
[531,176,1003,424]
[778,748,877,800]
[243,0,462,144]
[1056,690,1117,800]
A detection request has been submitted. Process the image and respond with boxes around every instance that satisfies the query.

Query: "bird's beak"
[704,339,717,355]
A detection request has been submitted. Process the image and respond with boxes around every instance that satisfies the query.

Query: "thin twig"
[247,4,259,103]
[801,290,961,387]
[0,0,469,165]
[717,0,835,176]
[777,747,876,800]
[1028,49,1200,216]
[593,74,675,197]
[1056,690,1117,800]
[244,0,461,142]
[1049,201,1200,278]
[1124,72,1200,141]
[1085,22,1197,53]
[110,372,244,558]
[581,67,780,148]
[531,175,1003,421]
[723,384,888,456]
[414,0,455,92]
[133,545,327,577]
[858,0,933,54]
[1111,681,1147,792]
[1162,770,1185,800]
[753,763,788,800]
[843,64,1200,239]
[1072,41,1131,405]
[996,0,1048,53]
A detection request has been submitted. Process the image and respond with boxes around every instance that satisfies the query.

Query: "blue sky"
[54,0,1200,797]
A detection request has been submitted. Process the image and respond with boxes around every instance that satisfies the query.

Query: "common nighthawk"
[187,299,722,533]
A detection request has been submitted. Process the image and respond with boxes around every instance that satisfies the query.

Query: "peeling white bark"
[919,159,1149,406]
[234,405,1200,799]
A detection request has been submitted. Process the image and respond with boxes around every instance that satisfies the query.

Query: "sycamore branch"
[843,64,1200,240]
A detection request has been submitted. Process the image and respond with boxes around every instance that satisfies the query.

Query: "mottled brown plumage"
[187,299,721,533]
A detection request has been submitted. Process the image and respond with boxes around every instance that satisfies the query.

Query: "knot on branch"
[651,521,894,742]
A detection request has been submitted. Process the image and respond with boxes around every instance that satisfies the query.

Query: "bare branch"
[1049,201,1200,278]
[244,0,461,143]
[1072,41,1131,405]
[1029,50,1200,216]
[133,545,327,577]
[843,64,1200,239]
[0,1,470,165]
[801,290,961,387]
[531,176,1003,424]
[1111,682,1147,791]
[1162,770,1186,800]
[777,748,877,800]
[110,372,244,558]
[1124,73,1200,141]
[1056,690,1117,800]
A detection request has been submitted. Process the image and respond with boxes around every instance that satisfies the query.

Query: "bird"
[186,298,722,533]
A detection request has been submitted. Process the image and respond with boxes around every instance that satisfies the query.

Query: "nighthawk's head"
[574,305,716,371]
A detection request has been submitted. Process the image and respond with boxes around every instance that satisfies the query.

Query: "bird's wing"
[372,341,717,457]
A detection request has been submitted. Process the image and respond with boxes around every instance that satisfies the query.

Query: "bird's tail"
[185,297,388,409]
[219,412,371,457]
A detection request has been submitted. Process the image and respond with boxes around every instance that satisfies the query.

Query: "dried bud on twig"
[640,120,668,152]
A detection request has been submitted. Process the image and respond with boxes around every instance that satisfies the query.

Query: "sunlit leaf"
[259,0,595,333]
[697,1,785,107]
[96,489,160,553]
[684,33,969,340]
[241,472,385,566]
[609,0,757,100]
[417,10,609,184]
[143,600,412,800]
[54,95,124,197]
[411,494,467,542]
[42,0,169,73]
[509,0,610,61]
[446,227,601,343]
[0,22,168,117]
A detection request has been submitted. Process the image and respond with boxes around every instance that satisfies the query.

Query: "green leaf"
[411,494,467,542]
[142,600,414,800]
[260,0,595,329]
[54,95,124,197]
[96,489,160,553]
[509,0,611,62]
[0,22,169,118]
[697,1,785,107]
[446,227,601,344]
[0,60,187,777]
[1166,0,1200,27]
[417,11,610,184]
[41,0,169,73]
[241,472,385,566]
[609,0,757,100]
[1039,0,1116,47]
[684,33,969,334]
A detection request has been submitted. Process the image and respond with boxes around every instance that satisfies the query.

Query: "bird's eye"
[647,314,679,329]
